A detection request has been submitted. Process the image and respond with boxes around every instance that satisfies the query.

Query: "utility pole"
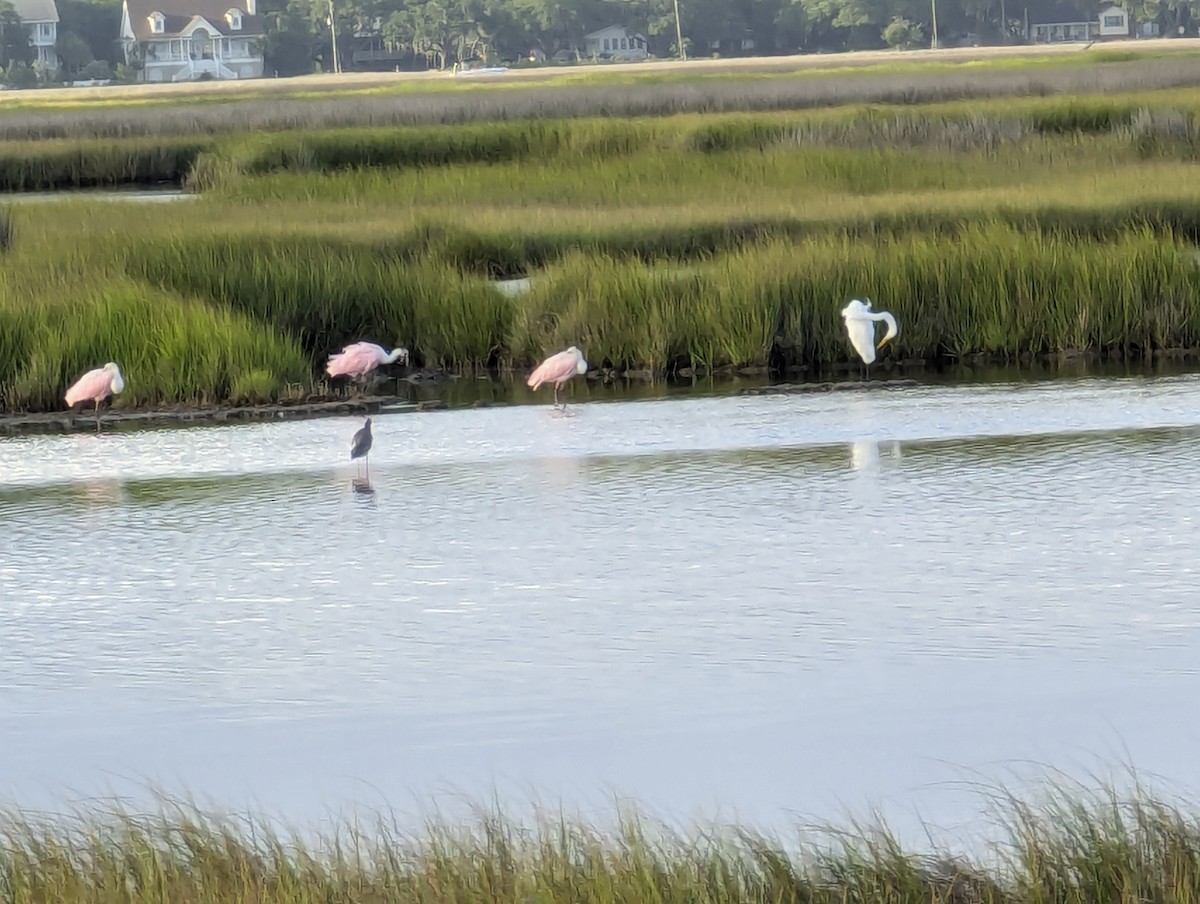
[327,0,341,73]
[673,0,685,60]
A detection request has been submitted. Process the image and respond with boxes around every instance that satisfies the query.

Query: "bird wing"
[527,350,575,389]
[350,428,373,459]
[327,343,381,377]
[64,368,111,406]
[844,317,878,365]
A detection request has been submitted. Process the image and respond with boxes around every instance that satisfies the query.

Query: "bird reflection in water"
[848,439,904,474]
[74,478,129,508]
[351,476,376,498]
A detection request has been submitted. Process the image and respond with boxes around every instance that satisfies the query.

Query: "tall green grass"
[4,89,1200,192]
[117,226,1200,378]
[2,89,1199,414]
[121,236,510,368]
[7,782,1200,903]
[0,136,212,192]
[188,95,1200,192]
[0,280,310,412]
[5,52,1200,143]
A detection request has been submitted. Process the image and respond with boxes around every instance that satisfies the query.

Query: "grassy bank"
[1,224,1193,414]
[4,85,1200,413]
[6,783,1200,902]
[0,272,310,412]
[3,86,1200,192]
[2,51,1200,145]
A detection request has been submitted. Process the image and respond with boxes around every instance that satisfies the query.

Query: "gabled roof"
[123,0,262,40]
[6,0,59,23]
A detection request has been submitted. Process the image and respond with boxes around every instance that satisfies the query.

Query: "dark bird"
[350,417,373,480]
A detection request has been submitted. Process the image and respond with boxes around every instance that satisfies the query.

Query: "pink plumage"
[527,346,588,407]
[64,363,123,407]
[325,341,408,379]
[64,362,125,432]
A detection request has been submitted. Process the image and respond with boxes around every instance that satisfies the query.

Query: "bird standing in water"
[350,417,373,480]
[325,342,408,395]
[64,362,125,433]
[527,346,588,409]
[841,299,898,381]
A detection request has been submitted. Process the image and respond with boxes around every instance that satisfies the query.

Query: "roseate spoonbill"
[350,417,373,479]
[841,299,898,380]
[325,342,408,394]
[64,362,125,433]
[527,346,588,409]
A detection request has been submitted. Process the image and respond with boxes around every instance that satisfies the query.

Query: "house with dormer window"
[120,0,264,82]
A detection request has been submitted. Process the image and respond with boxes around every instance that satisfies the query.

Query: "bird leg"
[94,399,102,434]
[365,455,370,482]
[553,384,560,408]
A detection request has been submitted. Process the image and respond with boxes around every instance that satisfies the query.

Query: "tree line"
[0,0,1195,83]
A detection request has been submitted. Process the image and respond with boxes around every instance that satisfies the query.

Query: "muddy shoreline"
[0,376,931,437]
[4,349,1200,438]
[0,396,438,437]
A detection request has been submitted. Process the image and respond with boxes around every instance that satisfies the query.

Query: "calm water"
[3,372,1200,839]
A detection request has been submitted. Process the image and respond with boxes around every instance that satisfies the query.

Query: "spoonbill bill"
[64,362,124,433]
[350,417,373,480]
[527,346,588,409]
[841,299,898,380]
[325,342,408,393]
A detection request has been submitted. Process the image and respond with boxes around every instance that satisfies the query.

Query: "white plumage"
[841,298,899,365]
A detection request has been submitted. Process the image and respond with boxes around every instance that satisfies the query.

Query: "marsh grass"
[6,782,1200,903]
[5,57,1200,144]
[102,225,1200,383]
[121,235,510,369]
[6,88,1200,191]
[0,136,211,192]
[506,228,1200,372]
[154,94,1200,191]
[0,276,310,412]
[5,86,1200,410]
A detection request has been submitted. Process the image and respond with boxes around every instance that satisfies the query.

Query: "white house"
[8,0,58,71]
[120,0,264,82]
[1031,4,1133,42]
[583,25,648,61]
[1029,18,1098,41]
[1097,4,1130,36]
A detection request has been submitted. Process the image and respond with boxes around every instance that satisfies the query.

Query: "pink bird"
[527,346,588,408]
[325,342,409,393]
[64,362,125,433]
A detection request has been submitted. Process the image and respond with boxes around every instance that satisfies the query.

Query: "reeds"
[3,84,1200,412]
[120,236,509,368]
[0,136,211,192]
[507,228,1200,371]
[0,279,310,412]
[106,226,1200,381]
[7,88,1199,192]
[4,52,1200,142]
[5,782,1200,903]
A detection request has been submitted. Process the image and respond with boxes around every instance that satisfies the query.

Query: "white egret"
[841,298,898,380]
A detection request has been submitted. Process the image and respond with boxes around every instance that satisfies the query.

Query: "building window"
[1103,14,1123,26]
